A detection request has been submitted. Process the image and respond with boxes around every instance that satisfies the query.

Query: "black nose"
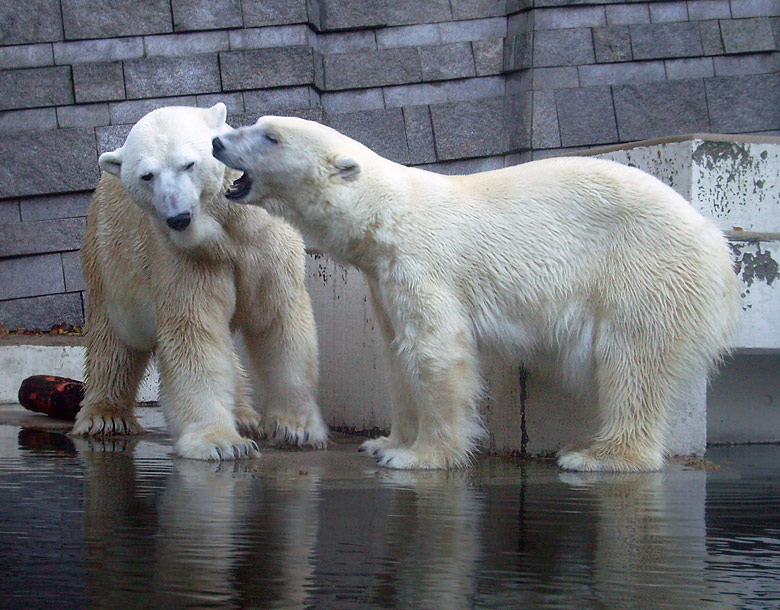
[166,212,191,231]
[212,137,224,154]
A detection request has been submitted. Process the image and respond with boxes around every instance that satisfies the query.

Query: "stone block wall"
[0,0,778,329]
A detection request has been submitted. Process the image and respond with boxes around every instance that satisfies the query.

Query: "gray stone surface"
[321,89,385,114]
[605,3,650,25]
[0,128,99,199]
[630,22,703,59]
[19,193,92,222]
[420,43,476,81]
[0,109,58,135]
[713,52,779,76]
[0,253,65,301]
[221,47,314,91]
[473,38,505,75]
[0,293,84,329]
[325,108,410,164]
[0,67,73,111]
[533,5,606,30]
[96,125,134,155]
[719,17,777,53]
[452,0,507,20]
[555,86,618,147]
[323,47,421,90]
[242,0,308,26]
[171,0,242,32]
[0,44,54,70]
[0,200,20,224]
[700,20,726,55]
[593,25,632,63]
[376,24,440,49]
[146,31,230,57]
[62,251,86,293]
[531,90,561,149]
[61,0,173,40]
[534,28,595,67]
[687,0,731,21]
[430,97,509,160]
[0,218,86,258]
[57,104,111,129]
[315,0,452,31]
[125,55,221,99]
[402,105,437,165]
[53,37,144,65]
[244,86,318,114]
[72,62,126,104]
[706,73,780,133]
[107,98,197,126]
[439,17,507,43]
[648,1,688,23]
[579,60,666,86]
[665,57,715,80]
[532,66,580,90]
[0,0,62,45]
[228,25,308,50]
[731,0,778,18]
[613,80,710,141]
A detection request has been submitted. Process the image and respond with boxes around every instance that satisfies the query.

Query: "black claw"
[250,440,259,453]
[216,447,224,460]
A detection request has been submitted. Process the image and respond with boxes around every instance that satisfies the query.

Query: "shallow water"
[1,412,779,609]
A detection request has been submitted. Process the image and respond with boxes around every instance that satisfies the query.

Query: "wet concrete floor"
[1,403,779,609]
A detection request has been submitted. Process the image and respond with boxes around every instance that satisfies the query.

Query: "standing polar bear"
[212,116,740,472]
[72,105,328,460]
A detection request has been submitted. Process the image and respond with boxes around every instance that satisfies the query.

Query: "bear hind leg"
[558,343,668,472]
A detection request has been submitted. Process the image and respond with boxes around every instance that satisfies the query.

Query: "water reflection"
[0,427,778,609]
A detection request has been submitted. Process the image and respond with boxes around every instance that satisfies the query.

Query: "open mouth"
[225,172,252,200]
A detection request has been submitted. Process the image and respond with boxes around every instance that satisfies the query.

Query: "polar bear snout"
[166,212,192,231]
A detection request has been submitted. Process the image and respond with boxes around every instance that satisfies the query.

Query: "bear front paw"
[557,447,664,472]
[233,405,265,439]
[72,410,145,437]
[358,436,396,456]
[175,425,261,461]
[269,412,329,449]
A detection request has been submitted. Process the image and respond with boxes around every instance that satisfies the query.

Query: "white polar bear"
[212,116,740,472]
[72,105,328,460]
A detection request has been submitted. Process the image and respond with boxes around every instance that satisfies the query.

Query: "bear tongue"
[225,172,252,200]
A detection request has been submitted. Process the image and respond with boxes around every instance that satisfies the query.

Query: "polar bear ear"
[332,156,361,181]
[206,102,228,129]
[99,148,123,176]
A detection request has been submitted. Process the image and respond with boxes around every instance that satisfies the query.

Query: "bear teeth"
[226,172,252,200]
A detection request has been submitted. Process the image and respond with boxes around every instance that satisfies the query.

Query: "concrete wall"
[1,0,779,328]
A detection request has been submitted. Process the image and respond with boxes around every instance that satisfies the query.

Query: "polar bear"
[212,116,740,472]
[72,105,327,460]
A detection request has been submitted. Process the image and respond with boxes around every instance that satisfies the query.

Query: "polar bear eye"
[141,172,154,182]
[183,161,195,171]
[264,133,279,145]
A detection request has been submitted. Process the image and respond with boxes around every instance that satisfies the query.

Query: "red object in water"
[18,375,84,421]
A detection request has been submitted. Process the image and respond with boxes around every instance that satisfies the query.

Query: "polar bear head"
[211,116,367,226]
[99,103,232,240]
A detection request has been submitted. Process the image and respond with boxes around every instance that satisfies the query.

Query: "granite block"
[0,218,87,258]
[0,0,62,45]
[171,0,242,32]
[0,66,73,111]
[72,62,126,104]
[61,0,172,40]
[0,109,58,135]
[20,192,92,222]
[419,43,476,81]
[630,22,703,60]
[220,47,314,91]
[0,293,84,329]
[0,253,65,300]
[57,104,111,129]
[242,0,308,26]
[555,86,618,147]
[53,37,144,65]
[323,47,421,90]
[706,73,780,133]
[613,79,710,141]
[430,97,508,160]
[0,128,99,199]
[0,43,54,70]
[124,54,221,99]
[403,105,437,165]
[720,17,776,54]
[593,25,632,63]
[534,28,595,67]
[324,108,410,164]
